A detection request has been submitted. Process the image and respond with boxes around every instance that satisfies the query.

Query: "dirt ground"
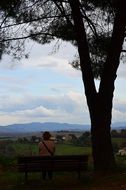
[87,172,126,190]
[1,170,126,190]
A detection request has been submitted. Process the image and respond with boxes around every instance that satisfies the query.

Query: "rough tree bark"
[69,0,126,170]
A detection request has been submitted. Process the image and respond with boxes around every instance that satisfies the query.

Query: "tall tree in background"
[0,0,126,170]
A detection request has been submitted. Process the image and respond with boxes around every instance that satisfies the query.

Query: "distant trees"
[30,135,38,143]
[69,132,91,147]
[77,132,91,146]
[0,141,15,156]
[56,134,65,142]
[111,130,119,138]
[17,135,40,143]
[111,129,126,138]
[68,134,78,143]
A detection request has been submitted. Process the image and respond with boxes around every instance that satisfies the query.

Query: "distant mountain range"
[0,122,89,134]
[0,121,126,135]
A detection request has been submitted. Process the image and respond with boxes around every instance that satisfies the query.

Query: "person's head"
[42,131,51,140]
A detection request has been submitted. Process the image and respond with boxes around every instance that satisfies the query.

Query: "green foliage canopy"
[0,0,124,78]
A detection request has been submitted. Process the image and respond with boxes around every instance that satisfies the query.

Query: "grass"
[1,142,126,190]
[112,138,126,146]
[55,143,92,155]
[12,142,92,156]
[1,169,126,190]
[12,143,38,156]
[0,171,91,190]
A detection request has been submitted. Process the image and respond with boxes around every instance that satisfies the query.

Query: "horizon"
[0,120,126,127]
[0,121,126,137]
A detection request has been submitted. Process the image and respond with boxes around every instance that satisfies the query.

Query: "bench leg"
[25,172,28,183]
[42,171,46,180]
[78,171,81,179]
[41,171,53,180]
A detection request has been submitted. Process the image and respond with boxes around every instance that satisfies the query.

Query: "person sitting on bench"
[38,131,55,180]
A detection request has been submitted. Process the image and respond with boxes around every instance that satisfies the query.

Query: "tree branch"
[0,14,71,29]
[0,32,57,42]
[79,3,98,38]
[121,49,126,52]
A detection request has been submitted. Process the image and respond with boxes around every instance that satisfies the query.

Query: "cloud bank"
[0,40,125,126]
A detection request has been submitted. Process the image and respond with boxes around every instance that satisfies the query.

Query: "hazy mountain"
[0,121,125,135]
[0,122,90,134]
[112,121,126,129]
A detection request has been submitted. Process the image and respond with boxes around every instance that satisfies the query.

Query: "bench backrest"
[17,155,88,172]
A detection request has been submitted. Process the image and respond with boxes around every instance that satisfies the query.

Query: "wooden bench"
[17,154,88,182]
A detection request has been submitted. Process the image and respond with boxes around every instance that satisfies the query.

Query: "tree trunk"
[91,123,115,170]
[90,93,116,170]
[69,0,126,171]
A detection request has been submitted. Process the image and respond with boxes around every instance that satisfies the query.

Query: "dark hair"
[43,131,51,140]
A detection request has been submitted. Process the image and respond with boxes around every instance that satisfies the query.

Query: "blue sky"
[0,39,126,126]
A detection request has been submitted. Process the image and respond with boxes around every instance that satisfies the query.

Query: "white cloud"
[112,109,126,123]
[20,55,81,78]
[113,98,126,113]
[0,40,80,78]
[0,40,125,126]
[117,62,126,78]
[0,89,126,126]
[0,90,126,126]
[112,98,126,123]
[0,91,89,125]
